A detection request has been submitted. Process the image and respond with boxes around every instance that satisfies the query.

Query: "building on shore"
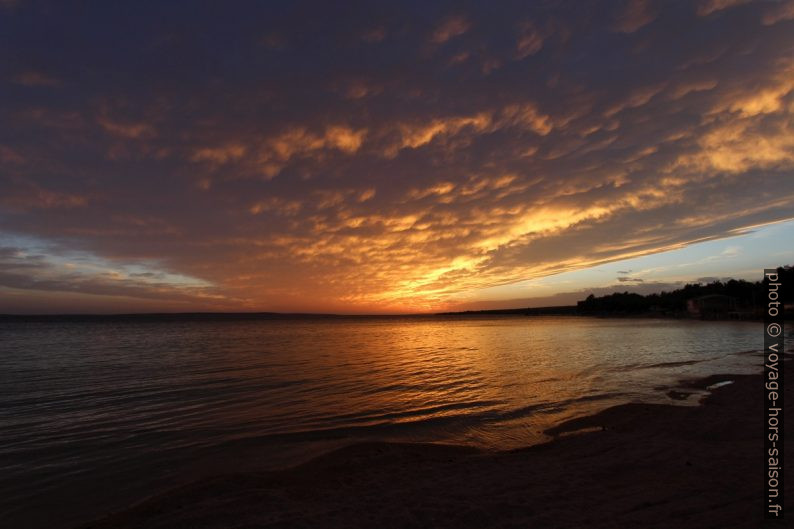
[686,294,738,319]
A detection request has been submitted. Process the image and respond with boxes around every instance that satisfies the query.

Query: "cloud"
[515,21,545,59]
[0,178,88,211]
[762,0,794,25]
[431,15,470,44]
[720,245,741,257]
[97,114,156,139]
[0,242,225,312]
[696,0,752,17]
[361,27,387,43]
[12,71,61,87]
[0,145,25,164]
[613,0,657,33]
[1,0,793,313]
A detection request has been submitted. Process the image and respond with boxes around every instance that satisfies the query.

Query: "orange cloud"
[515,21,544,59]
[696,0,752,17]
[762,1,794,25]
[1,180,88,210]
[191,144,247,164]
[97,115,156,139]
[3,0,794,313]
[12,71,60,87]
[431,15,471,44]
[613,0,656,33]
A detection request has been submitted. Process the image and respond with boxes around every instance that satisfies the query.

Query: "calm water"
[0,315,766,528]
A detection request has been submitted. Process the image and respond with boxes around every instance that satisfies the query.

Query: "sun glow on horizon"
[1,1,793,313]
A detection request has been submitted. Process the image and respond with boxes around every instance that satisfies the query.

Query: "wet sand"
[80,356,790,529]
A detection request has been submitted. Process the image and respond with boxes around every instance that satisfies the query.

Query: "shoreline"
[79,354,791,529]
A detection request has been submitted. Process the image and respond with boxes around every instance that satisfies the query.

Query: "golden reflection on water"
[161,315,762,450]
[0,315,765,529]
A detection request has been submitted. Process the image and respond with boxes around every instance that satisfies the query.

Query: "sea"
[0,315,769,528]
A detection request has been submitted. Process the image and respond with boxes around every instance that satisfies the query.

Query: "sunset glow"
[1,0,793,313]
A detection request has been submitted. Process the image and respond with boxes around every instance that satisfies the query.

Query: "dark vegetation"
[439,265,793,319]
[576,265,793,317]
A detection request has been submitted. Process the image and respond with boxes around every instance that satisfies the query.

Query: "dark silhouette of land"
[437,305,578,316]
[576,265,792,318]
[442,265,794,319]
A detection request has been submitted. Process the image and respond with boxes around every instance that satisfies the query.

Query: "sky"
[1,0,793,314]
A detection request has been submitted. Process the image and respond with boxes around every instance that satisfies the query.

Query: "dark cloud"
[0,244,228,311]
[1,0,793,312]
[695,276,739,284]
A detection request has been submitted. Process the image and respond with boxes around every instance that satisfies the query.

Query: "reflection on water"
[0,315,764,528]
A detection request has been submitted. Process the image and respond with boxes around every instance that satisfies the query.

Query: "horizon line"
[0,306,579,319]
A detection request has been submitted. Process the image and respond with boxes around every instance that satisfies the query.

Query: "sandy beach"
[77,353,790,529]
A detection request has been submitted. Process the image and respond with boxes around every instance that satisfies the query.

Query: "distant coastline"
[3,265,790,322]
[0,309,582,322]
[0,312,357,322]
